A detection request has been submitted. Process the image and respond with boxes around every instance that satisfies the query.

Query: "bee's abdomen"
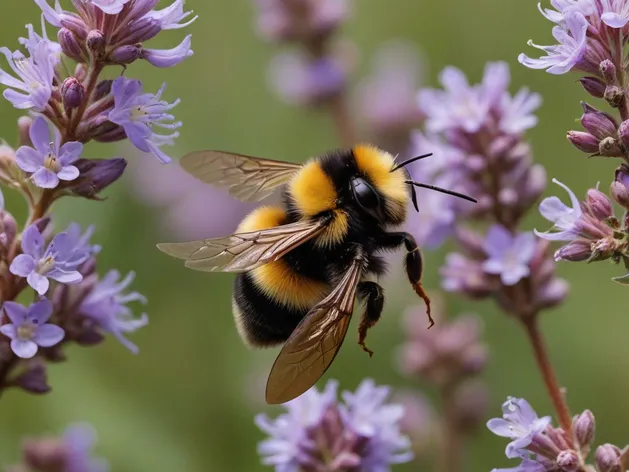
[233,272,310,348]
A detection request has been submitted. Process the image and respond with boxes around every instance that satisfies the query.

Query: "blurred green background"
[0,1,627,471]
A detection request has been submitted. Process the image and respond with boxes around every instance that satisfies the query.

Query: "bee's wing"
[180,150,302,202]
[265,255,365,404]
[156,219,327,273]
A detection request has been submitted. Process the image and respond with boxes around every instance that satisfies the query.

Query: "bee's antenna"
[390,153,433,172]
[405,180,477,203]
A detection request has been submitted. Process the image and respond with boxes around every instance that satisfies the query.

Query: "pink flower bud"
[599,59,617,84]
[596,444,622,472]
[580,102,618,139]
[567,131,599,153]
[618,120,629,151]
[578,77,606,98]
[58,27,84,62]
[554,240,591,262]
[86,29,105,55]
[573,409,595,454]
[110,45,142,64]
[586,188,613,220]
[61,77,85,109]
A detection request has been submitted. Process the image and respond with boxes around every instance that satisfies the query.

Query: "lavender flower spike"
[0,39,54,111]
[518,11,589,74]
[10,225,84,295]
[109,77,181,164]
[0,300,64,358]
[487,397,551,458]
[482,225,536,286]
[79,270,148,354]
[15,117,81,188]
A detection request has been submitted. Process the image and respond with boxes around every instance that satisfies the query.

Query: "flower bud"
[0,142,17,185]
[0,209,17,247]
[604,85,624,108]
[599,137,623,157]
[536,277,569,309]
[86,29,105,55]
[612,165,629,209]
[618,120,629,152]
[63,158,127,199]
[596,444,622,472]
[554,240,591,262]
[581,103,618,140]
[578,77,606,98]
[93,79,113,101]
[573,410,595,454]
[556,450,580,472]
[111,45,142,64]
[13,360,50,394]
[586,188,613,220]
[92,125,127,143]
[23,437,66,470]
[17,116,32,147]
[61,77,85,109]
[600,59,617,84]
[58,27,84,61]
[567,131,599,153]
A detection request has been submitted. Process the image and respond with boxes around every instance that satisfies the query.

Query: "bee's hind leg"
[357,281,384,357]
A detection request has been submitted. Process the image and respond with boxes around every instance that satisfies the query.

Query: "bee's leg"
[379,232,433,328]
[357,281,384,357]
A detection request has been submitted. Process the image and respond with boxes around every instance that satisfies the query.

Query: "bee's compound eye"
[351,177,379,210]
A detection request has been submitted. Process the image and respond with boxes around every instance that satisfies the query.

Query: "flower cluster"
[9,423,108,472]
[0,0,194,395]
[255,379,412,472]
[520,0,629,282]
[486,396,629,472]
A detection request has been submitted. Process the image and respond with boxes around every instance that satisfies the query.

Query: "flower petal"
[57,164,79,181]
[21,224,44,257]
[9,254,36,277]
[11,339,38,358]
[27,271,50,295]
[31,167,60,188]
[15,145,43,172]
[0,324,17,339]
[3,301,27,324]
[33,323,64,347]
[58,141,82,164]
[29,116,51,155]
[28,298,53,324]
[48,268,82,284]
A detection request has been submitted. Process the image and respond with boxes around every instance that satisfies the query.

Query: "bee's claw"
[412,281,434,329]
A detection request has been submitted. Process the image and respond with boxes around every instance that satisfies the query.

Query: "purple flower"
[255,379,412,471]
[0,38,54,111]
[601,0,629,28]
[482,225,536,286]
[63,423,109,472]
[91,0,131,15]
[340,379,413,469]
[492,458,547,472]
[537,0,596,24]
[65,223,101,265]
[535,179,582,241]
[499,87,542,133]
[518,11,589,74]
[140,34,193,68]
[268,51,346,106]
[0,300,64,358]
[10,225,85,295]
[19,21,62,66]
[79,270,148,354]
[109,77,181,164]
[256,380,339,470]
[145,0,198,30]
[15,117,81,188]
[487,397,552,459]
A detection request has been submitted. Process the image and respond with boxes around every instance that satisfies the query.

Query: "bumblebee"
[157,144,476,404]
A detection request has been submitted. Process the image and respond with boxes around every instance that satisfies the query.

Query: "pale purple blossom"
[537,0,596,24]
[145,0,198,30]
[18,20,62,65]
[499,88,542,133]
[518,11,589,74]
[340,379,414,469]
[482,225,536,286]
[0,39,54,111]
[601,0,629,28]
[10,225,84,295]
[487,397,552,459]
[109,77,181,164]
[15,117,81,188]
[63,423,110,472]
[534,178,582,241]
[90,0,131,15]
[79,270,148,354]
[0,300,64,359]
[140,34,194,68]
[256,379,412,472]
